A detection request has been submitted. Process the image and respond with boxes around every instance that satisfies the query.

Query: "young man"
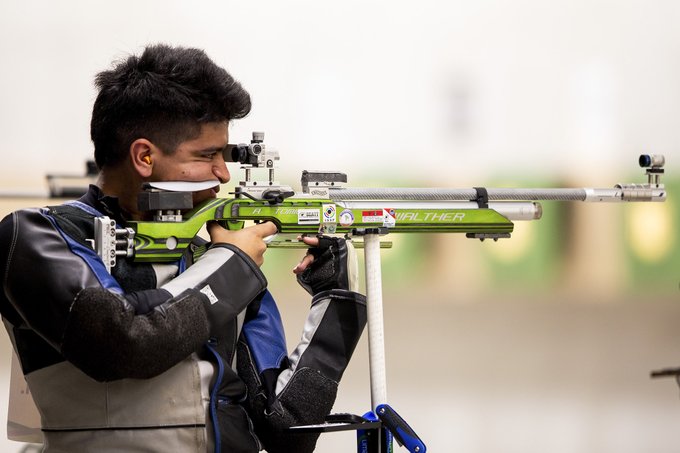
[0,44,366,453]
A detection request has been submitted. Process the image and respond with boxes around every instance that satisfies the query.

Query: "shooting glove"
[296,235,359,295]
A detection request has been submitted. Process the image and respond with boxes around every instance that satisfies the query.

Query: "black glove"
[296,235,359,296]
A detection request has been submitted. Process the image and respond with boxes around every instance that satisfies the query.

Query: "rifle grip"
[218,220,245,230]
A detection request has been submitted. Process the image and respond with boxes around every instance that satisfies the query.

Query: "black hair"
[90,44,251,168]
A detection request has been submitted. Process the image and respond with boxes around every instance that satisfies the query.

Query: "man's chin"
[193,188,218,205]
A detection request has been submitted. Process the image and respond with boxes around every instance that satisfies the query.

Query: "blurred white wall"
[0,0,678,191]
[0,2,679,453]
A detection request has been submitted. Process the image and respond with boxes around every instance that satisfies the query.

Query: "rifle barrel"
[329,186,666,202]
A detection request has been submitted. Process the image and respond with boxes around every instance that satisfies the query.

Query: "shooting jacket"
[0,185,366,453]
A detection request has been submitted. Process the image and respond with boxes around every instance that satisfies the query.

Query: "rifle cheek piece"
[137,191,193,213]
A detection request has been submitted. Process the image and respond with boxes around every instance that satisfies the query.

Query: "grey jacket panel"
[26,356,206,430]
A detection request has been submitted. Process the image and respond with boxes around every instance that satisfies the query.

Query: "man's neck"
[97,168,145,220]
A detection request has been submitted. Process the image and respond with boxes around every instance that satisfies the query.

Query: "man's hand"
[293,235,359,295]
[207,221,277,267]
[292,235,321,274]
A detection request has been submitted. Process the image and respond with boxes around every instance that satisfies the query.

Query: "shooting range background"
[1,1,679,452]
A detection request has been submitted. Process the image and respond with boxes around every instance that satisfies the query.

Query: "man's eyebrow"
[192,145,228,154]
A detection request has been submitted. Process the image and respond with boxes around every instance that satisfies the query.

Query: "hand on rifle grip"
[207,221,277,267]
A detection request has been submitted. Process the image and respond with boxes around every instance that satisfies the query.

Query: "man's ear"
[130,139,155,178]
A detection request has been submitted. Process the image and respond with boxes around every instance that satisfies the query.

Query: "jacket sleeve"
[237,289,367,453]
[1,208,266,382]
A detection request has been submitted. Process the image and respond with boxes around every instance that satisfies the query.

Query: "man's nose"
[213,155,230,184]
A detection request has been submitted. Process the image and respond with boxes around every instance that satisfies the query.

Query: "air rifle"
[94,131,667,272]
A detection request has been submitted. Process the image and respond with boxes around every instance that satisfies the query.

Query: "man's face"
[151,121,230,205]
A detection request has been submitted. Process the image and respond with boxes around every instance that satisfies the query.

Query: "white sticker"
[298,208,320,225]
[339,209,355,227]
[383,208,396,227]
[200,285,219,305]
[322,204,337,223]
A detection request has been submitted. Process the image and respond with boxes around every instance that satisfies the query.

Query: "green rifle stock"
[129,195,529,262]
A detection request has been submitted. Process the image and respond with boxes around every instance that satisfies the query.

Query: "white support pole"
[364,233,388,411]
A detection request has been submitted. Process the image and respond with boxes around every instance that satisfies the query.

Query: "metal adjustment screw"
[252,131,264,143]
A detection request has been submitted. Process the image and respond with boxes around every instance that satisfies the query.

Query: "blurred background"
[0,0,679,452]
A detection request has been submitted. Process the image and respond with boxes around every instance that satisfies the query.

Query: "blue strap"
[205,341,225,453]
[242,290,287,373]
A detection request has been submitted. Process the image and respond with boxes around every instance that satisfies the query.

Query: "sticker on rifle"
[339,209,354,227]
[298,208,320,225]
[361,209,396,227]
[383,208,396,227]
[322,204,337,223]
[361,210,383,223]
